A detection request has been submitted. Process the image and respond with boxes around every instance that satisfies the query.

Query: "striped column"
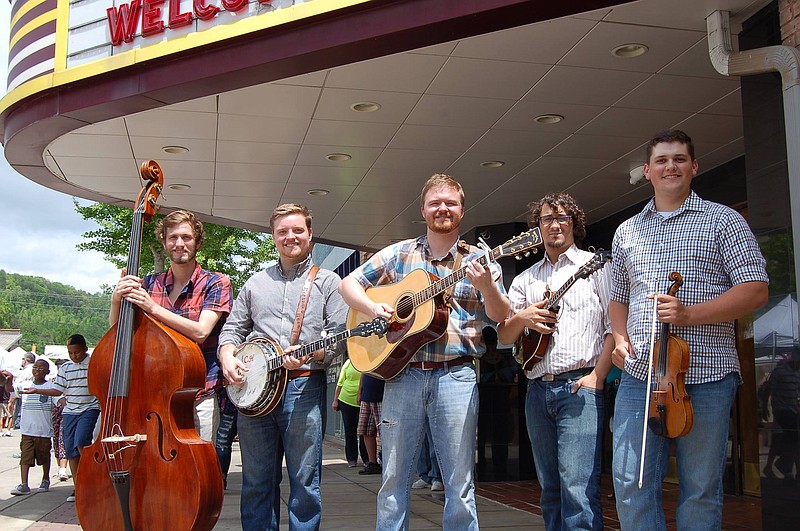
[7,0,57,90]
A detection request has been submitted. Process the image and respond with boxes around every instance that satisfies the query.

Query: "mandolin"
[514,249,611,371]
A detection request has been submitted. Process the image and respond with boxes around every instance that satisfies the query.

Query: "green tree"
[74,201,277,292]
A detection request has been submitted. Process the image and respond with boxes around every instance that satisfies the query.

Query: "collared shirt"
[52,356,99,414]
[611,191,769,384]
[143,262,232,394]
[508,244,612,380]
[349,235,506,363]
[218,255,348,369]
[20,381,56,437]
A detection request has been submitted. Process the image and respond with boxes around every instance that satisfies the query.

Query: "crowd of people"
[0,129,777,531]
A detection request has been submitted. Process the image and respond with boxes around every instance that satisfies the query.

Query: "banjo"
[227,318,388,416]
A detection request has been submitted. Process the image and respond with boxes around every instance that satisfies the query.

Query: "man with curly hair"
[498,192,612,530]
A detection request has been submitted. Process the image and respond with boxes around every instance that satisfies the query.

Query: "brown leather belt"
[288,369,323,379]
[408,355,474,371]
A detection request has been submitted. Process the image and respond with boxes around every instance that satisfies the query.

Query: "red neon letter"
[193,0,219,21]
[222,0,247,12]
[169,0,192,27]
[106,0,142,45]
[142,0,166,37]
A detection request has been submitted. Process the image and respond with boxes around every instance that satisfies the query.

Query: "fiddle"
[76,161,222,530]
[647,272,694,438]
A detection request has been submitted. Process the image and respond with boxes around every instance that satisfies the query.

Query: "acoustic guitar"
[514,249,612,371]
[347,229,543,379]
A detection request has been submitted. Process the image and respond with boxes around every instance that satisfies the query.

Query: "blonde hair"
[270,203,312,232]
[420,174,465,208]
[155,210,204,248]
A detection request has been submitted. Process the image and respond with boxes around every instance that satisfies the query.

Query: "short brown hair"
[646,129,695,162]
[527,192,587,244]
[420,174,465,209]
[155,210,204,248]
[270,203,312,232]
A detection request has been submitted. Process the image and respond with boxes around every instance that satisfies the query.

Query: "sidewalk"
[0,429,543,529]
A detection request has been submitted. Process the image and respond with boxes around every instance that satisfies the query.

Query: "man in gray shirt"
[218,203,348,531]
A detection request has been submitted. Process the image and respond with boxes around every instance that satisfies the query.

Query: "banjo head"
[227,338,283,411]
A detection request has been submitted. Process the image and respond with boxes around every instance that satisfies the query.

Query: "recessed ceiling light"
[168,183,191,191]
[480,161,505,168]
[612,43,649,58]
[351,102,381,112]
[307,189,330,196]
[326,153,352,161]
[390,239,404,243]
[162,145,189,154]
[411,219,426,224]
[534,114,564,124]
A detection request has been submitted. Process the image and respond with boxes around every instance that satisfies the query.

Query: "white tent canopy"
[754,295,798,355]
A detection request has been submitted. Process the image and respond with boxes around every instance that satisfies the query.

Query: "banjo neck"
[264,329,352,372]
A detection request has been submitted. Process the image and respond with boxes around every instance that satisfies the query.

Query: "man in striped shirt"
[26,334,99,502]
[609,129,769,529]
[498,192,612,530]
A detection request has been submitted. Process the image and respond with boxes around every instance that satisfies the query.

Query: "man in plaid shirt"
[340,174,510,530]
[609,130,769,530]
[110,210,232,443]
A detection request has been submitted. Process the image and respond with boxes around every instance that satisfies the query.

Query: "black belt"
[537,367,594,382]
[408,355,474,371]
[288,369,323,379]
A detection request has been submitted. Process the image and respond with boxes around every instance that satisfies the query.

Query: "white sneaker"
[411,478,430,489]
[58,468,69,481]
[431,480,444,492]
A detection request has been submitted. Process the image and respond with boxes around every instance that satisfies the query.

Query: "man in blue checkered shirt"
[340,174,510,531]
[609,129,769,530]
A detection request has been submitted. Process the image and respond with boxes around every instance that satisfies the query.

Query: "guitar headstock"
[492,228,543,261]
[577,249,612,279]
[352,317,389,338]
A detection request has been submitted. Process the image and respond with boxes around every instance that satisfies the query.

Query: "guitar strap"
[290,265,319,345]
[442,240,470,309]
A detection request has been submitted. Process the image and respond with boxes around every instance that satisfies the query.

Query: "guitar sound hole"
[395,296,413,320]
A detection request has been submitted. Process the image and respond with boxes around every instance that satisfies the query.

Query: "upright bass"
[77,161,223,530]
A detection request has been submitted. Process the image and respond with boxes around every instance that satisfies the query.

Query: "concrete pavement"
[0,428,543,529]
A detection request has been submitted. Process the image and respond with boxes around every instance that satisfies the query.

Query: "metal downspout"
[708,10,800,336]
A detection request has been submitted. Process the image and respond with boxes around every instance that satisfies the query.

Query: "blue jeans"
[526,377,604,531]
[416,425,441,483]
[377,362,479,531]
[215,391,238,485]
[237,372,325,531]
[612,372,738,530]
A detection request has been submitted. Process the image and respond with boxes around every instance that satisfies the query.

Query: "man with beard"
[339,174,510,530]
[498,192,612,530]
[218,203,347,530]
[110,209,232,443]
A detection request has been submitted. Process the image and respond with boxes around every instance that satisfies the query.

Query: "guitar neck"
[413,253,493,306]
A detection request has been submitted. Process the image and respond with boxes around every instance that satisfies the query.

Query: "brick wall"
[780,0,800,47]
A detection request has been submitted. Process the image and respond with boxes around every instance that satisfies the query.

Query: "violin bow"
[639,293,660,488]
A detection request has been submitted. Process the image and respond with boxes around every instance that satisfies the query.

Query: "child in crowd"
[11,360,56,495]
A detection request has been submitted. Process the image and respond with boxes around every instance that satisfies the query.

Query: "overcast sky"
[0,4,120,293]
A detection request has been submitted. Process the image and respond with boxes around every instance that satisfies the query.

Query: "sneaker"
[411,478,431,489]
[358,462,382,475]
[11,452,21,459]
[347,461,358,468]
[38,480,50,493]
[66,491,75,502]
[431,480,444,492]
[58,468,69,481]
[11,484,31,496]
